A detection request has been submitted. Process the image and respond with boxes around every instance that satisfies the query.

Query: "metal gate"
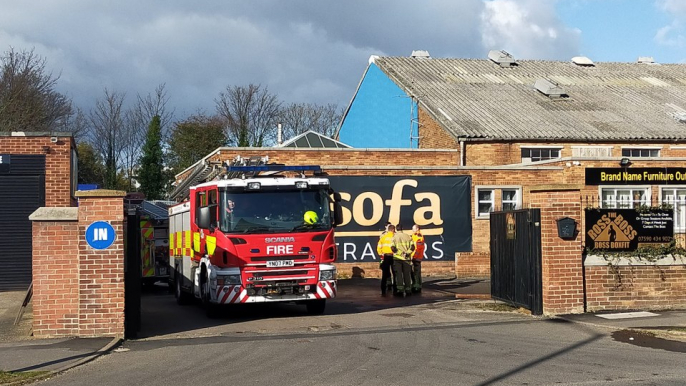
[490,209,542,315]
[0,155,45,292]
[124,209,141,338]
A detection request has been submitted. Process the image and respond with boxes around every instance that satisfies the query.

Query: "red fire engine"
[168,162,343,317]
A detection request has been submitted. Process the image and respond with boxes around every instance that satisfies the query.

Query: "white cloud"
[658,0,686,18]
[480,0,580,60]
[655,0,686,50]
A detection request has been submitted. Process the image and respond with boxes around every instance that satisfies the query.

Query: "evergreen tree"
[76,142,106,186]
[138,115,165,199]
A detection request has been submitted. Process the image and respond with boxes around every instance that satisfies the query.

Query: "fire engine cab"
[169,160,343,317]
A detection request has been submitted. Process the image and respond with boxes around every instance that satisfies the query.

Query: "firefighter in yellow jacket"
[391,224,415,297]
[411,224,426,293]
[377,223,395,296]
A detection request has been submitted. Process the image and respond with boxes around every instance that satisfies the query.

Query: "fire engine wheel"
[306,299,326,315]
[200,274,220,318]
[175,275,191,305]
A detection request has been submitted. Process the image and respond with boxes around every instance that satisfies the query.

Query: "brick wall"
[30,191,126,338]
[418,108,458,149]
[530,186,584,315]
[0,133,76,207]
[585,265,686,311]
[335,261,455,279]
[455,252,490,278]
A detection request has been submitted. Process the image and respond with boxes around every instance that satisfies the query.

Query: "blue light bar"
[226,165,322,172]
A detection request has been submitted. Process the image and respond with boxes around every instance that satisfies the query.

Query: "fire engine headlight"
[319,268,336,281]
[247,182,261,190]
[217,274,241,286]
[295,181,308,189]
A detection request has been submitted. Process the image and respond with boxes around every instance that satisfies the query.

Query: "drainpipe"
[459,139,466,167]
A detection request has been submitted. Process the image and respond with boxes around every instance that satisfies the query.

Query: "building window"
[621,148,660,157]
[571,146,613,158]
[475,186,522,218]
[521,147,561,163]
[601,187,650,209]
[661,188,686,232]
[502,189,519,211]
[477,189,494,217]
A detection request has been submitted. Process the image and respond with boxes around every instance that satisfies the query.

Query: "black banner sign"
[328,176,473,262]
[0,154,9,174]
[585,208,673,252]
[586,167,686,185]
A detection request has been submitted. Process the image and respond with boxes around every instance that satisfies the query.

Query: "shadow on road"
[136,277,488,339]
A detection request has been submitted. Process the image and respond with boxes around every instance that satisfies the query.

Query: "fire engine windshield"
[219,188,332,234]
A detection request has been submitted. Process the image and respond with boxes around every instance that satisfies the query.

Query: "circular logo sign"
[85,221,116,250]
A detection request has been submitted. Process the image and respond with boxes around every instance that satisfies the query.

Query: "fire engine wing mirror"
[330,192,343,227]
[198,207,211,230]
[333,202,343,227]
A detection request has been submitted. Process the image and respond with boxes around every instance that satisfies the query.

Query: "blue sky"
[557,0,685,64]
[0,0,684,119]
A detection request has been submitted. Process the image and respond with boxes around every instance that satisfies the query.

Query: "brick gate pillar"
[30,208,79,337]
[75,190,126,337]
[528,184,584,315]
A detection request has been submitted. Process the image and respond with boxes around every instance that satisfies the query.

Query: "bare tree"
[89,89,126,189]
[132,83,174,138]
[58,107,88,142]
[0,47,72,132]
[120,84,174,191]
[278,103,342,142]
[215,84,281,147]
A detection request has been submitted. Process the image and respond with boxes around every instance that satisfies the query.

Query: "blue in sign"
[86,221,116,250]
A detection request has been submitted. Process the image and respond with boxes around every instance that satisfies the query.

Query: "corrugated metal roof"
[374,57,686,141]
[139,201,172,220]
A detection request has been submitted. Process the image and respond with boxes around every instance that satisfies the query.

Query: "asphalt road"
[34,280,686,386]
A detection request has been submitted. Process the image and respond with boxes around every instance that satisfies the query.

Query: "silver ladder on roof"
[223,155,268,179]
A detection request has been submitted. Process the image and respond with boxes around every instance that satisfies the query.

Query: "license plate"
[267,260,294,268]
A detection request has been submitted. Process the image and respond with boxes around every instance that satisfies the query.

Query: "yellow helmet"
[303,211,319,224]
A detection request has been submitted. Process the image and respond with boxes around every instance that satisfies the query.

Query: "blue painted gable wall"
[339,64,418,148]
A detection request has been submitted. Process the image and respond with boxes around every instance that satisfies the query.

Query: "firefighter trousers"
[411,259,422,291]
[393,259,412,294]
[380,254,395,294]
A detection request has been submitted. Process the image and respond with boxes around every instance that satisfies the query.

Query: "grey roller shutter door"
[0,155,45,292]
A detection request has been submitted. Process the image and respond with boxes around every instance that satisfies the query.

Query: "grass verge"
[0,371,50,385]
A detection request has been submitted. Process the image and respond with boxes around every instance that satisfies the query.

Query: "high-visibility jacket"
[391,232,414,261]
[412,232,425,260]
[377,231,394,255]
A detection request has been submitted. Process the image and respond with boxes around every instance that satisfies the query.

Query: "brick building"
[0,132,76,291]
[174,53,686,312]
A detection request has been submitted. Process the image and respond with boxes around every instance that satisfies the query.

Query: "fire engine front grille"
[251,270,310,278]
[250,256,312,262]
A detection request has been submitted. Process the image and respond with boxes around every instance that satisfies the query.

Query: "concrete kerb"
[2,337,122,386]
[554,312,686,343]
[51,336,122,374]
